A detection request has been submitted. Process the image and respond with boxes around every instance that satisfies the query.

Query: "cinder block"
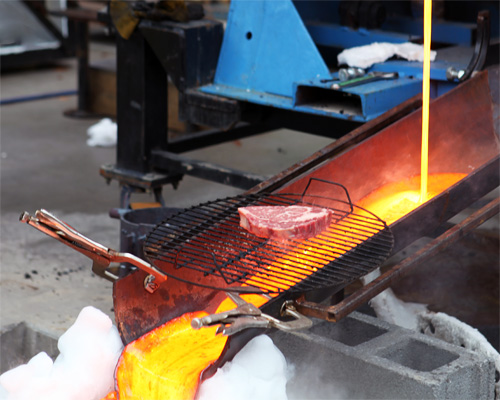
[270,311,495,399]
[0,322,58,374]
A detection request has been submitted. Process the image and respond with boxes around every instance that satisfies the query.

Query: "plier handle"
[20,209,167,293]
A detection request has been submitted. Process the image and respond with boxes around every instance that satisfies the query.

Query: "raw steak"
[238,205,333,240]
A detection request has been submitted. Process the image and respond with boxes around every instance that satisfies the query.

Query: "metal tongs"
[20,209,167,293]
[191,292,312,336]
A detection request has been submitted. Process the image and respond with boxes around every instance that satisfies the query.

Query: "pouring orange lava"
[101,2,458,398]
[103,168,465,400]
[101,201,390,400]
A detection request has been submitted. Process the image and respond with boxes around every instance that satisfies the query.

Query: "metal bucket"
[110,207,183,260]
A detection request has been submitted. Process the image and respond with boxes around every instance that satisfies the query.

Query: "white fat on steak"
[238,205,333,240]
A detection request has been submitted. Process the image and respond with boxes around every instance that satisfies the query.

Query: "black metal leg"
[116,29,168,173]
[64,20,92,118]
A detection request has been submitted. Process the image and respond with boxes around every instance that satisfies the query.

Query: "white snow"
[0,306,123,400]
[198,335,290,400]
[86,118,117,148]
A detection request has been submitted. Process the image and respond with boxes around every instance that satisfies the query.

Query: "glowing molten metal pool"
[106,294,268,399]
[357,173,466,225]
[103,170,465,400]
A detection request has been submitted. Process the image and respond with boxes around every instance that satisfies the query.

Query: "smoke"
[286,364,351,400]
[198,335,290,400]
[198,334,352,400]
[0,307,123,400]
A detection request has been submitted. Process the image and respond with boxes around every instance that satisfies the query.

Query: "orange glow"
[114,293,269,400]
[217,293,270,311]
[242,212,381,293]
[421,0,433,202]
[113,172,464,399]
[356,173,466,225]
[101,391,117,400]
[114,311,228,400]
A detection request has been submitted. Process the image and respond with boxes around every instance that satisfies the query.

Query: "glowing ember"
[101,391,117,400]
[356,173,466,225]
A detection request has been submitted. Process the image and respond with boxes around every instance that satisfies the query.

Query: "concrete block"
[0,322,58,374]
[270,311,495,399]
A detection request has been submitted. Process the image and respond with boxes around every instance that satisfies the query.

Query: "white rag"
[338,42,437,69]
[86,118,117,148]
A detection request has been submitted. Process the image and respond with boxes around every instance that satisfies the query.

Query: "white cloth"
[338,41,437,69]
[86,118,117,148]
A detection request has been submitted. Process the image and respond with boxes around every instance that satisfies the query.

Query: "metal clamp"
[191,292,312,336]
[20,209,167,293]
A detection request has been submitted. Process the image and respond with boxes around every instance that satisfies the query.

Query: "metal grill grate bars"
[148,210,390,266]
[146,227,390,291]
[144,193,394,294]
[147,216,385,274]
[147,229,387,290]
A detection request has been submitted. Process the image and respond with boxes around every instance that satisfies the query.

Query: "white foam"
[198,335,289,400]
[0,306,123,400]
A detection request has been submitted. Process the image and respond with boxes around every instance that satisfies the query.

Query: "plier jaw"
[191,292,312,336]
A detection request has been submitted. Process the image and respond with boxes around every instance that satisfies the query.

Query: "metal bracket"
[151,150,267,190]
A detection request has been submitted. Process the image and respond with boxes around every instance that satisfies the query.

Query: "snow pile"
[86,118,117,148]
[338,42,437,69]
[198,335,289,400]
[0,307,123,400]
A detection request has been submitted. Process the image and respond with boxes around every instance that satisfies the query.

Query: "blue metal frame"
[199,0,477,123]
[212,0,330,98]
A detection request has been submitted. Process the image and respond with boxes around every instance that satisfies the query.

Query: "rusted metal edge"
[247,93,423,195]
[294,196,500,322]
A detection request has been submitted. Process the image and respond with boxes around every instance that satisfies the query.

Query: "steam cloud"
[198,335,290,400]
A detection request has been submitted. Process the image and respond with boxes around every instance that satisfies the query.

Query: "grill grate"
[143,192,393,295]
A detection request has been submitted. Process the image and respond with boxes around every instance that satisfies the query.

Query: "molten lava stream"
[105,173,463,400]
[105,214,379,399]
[105,294,268,400]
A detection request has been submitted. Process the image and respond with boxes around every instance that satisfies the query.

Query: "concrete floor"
[1,37,499,363]
[0,41,334,340]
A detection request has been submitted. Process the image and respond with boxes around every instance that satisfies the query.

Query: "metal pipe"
[295,196,500,322]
